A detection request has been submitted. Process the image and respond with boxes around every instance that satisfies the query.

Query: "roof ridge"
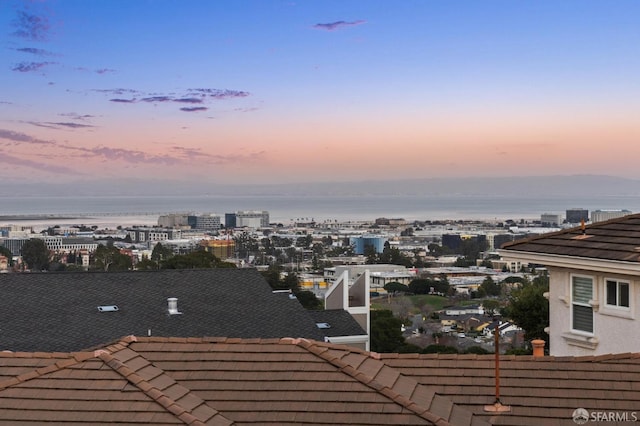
[98,347,234,426]
[0,351,93,391]
[502,213,640,248]
[286,338,490,426]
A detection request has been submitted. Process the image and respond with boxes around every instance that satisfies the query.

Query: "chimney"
[167,297,181,315]
[532,339,545,357]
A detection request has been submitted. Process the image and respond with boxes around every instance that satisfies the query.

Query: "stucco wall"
[549,267,639,356]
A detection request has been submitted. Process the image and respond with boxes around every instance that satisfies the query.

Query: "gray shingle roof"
[0,269,326,352]
[309,309,367,337]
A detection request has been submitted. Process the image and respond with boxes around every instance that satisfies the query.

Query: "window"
[606,279,630,308]
[572,276,593,333]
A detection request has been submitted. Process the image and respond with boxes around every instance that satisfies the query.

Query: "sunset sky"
[1,0,639,187]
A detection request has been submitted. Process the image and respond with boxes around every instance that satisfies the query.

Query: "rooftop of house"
[308,309,367,337]
[1,336,638,425]
[381,350,640,425]
[500,213,640,263]
[0,269,333,352]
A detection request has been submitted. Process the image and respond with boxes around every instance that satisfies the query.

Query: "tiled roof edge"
[378,352,640,362]
[500,213,640,250]
[284,338,486,426]
[97,350,234,426]
[0,351,93,391]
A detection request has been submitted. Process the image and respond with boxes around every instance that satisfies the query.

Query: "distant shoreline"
[0,215,86,221]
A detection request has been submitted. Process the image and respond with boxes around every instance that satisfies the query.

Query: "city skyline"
[1,1,639,187]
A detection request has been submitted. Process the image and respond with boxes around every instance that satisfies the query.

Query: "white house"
[499,214,640,356]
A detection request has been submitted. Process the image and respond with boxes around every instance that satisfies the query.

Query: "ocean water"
[1,194,639,228]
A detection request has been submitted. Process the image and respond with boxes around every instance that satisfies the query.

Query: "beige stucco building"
[500,214,640,356]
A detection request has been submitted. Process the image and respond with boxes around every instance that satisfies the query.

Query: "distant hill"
[2,175,640,198]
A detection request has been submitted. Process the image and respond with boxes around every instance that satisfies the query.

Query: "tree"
[161,250,234,269]
[295,234,313,249]
[234,231,259,259]
[370,310,406,353]
[481,299,500,316]
[0,246,14,266]
[151,242,173,263]
[364,244,378,264]
[92,245,132,271]
[294,290,323,310]
[136,258,159,270]
[502,273,549,345]
[480,276,501,297]
[384,281,409,293]
[408,278,430,295]
[21,239,50,270]
[282,272,299,291]
[261,263,283,289]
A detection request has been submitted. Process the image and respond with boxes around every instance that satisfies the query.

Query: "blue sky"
[1,0,639,186]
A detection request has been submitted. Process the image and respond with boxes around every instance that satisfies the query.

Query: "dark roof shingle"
[0,269,326,352]
[501,213,640,262]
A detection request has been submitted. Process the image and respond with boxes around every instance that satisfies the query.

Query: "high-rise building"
[235,211,269,228]
[194,214,221,231]
[225,213,237,228]
[591,209,632,223]
[565,208,589,224]
[349,235,387,255]
[540,213,562,226]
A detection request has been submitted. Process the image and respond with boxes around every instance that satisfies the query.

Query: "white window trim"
[601,277,634,320]
[570,274,595,337]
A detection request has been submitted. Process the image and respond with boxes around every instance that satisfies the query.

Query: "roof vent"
[97,305,119,312]
[167,297,182,315]
[316,322,331,329]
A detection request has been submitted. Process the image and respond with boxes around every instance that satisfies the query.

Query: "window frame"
[604,278,630,310]
[570,274,595,336]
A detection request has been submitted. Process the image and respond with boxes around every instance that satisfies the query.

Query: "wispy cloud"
[58,113,96,121]
[313,20,366,31]
[180,107,208,112]
[12,61,56,73]
[64,145,181,165]
[14,47,58,57]
[0,129,54,145]
[174,98,203,104]
[93,88,141,96]
[12,10,52,42]
[234,107,259,113]
[140,96,173,103]
[170,146,266,164]
[187,88,250,99]
[0,150,82,175]
[50,122,95,129]
[97,87,249,112]
[96,68,116,74]
[24,121,95,130]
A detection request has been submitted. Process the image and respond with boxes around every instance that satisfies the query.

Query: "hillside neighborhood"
[1,211,639,424]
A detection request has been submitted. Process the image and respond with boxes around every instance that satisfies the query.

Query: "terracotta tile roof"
[500,213,640,262]
[380,352,640,426]
[3,336,638,425]
[0,336,491,426]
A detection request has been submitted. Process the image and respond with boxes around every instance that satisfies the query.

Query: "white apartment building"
[236,210,269,228]
[590,209,632,223]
